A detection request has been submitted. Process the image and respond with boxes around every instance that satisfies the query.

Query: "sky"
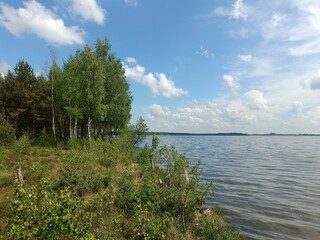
[1,0,320,134]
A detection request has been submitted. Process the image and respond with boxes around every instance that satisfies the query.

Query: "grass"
[0,137,243,239]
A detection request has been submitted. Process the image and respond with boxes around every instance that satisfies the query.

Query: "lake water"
[151,135,320,240]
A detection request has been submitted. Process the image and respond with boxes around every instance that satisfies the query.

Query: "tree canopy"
[0,38,132,140]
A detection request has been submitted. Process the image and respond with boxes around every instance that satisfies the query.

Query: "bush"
[7,180,93,239]
[0,113,15,146]
[12,135,31,154]
[114,174,137,217]
[34,128,56,147]
[56,170,111,197]
[137,136,214,231]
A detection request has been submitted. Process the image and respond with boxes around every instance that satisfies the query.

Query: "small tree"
[131,116,149,148]
[0,113,15,146]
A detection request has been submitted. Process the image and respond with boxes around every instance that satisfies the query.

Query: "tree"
[0,61,50,137]
[60,38,132,140]
[0,113,15,146]
[130,116,149,147]
[0,61,38,137]
[62,46,105,140]
[95,38,132,140]
[49,48,59,139]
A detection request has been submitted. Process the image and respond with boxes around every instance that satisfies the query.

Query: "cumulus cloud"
[238,54,252,62]
[124,58,188,98]
[67,0,106,25]
[244,90,268,110]
[148,104,171,117]
[214,0,249,20]
[0,61,10,77]
[223,74,240,91]
[124,0,138,6]
[144,99,273,133]
[0,0,84,45]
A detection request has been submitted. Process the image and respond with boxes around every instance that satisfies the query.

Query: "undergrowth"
[0,132,242,239]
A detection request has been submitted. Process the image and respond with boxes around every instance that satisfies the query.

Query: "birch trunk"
[88,118,92,140]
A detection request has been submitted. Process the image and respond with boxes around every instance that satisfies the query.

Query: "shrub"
[34,128,56,147]
[7,180,92,239]
[0,113,15,146]
[114,174,137,217]
[55,170,111,197]
[11,135,31,154]
[134,208,172,240]
[138,136,214,231]
[130,116,149,148]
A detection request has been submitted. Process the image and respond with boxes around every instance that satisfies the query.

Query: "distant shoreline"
[148,132,320,136]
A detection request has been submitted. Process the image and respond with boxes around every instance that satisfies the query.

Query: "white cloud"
[244,90,268,110]
[144,94,320,134]
[232,0,248,20]
[144,98,273,133]
[0,0,84,45]
[124,59,188,98]
[198,46,214,58]
[214,0,249,20]
[289,40,320,56]
[259,1,320,56]
[124,0,138,6]
[67,0,106,25]
[266,12,286,30]
[238,54,252,62]
[126,57,137,64]
[157,73,188,98]
[0,61,10,77]
[223,74,240,91]
[292,101,303,116]
[306,106,320,124]
[309,77,320,90]
[148,104,171,117]
[209,0,320,133]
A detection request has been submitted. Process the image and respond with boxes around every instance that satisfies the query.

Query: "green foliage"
[195,221,242,240]
[12,135,31,154]
[56,170,110,197]
[67,138,89,150]
[0,61,50,138]
[61,38,132,140]
[130,116,149,148]
[137,134,160,166]
[0,37,131,141]
[137,135,214,231]
[7,180,92,239]
[134,208,172,240]
[114,174,137,217]
[0,113,15,146]
[0,130,239,240]
[34,128,56,147]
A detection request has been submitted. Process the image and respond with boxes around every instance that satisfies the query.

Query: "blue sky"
[1,0,320,134]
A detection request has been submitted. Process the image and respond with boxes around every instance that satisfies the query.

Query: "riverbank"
[0,135,242,239]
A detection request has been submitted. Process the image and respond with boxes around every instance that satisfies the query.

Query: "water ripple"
[152,135,320,240]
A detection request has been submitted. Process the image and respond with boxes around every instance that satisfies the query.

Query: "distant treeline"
[148,132,248,136]
[0,38,132,140]
[148,132,320,136]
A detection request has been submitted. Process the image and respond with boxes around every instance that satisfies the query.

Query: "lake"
[150,135,320,240]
